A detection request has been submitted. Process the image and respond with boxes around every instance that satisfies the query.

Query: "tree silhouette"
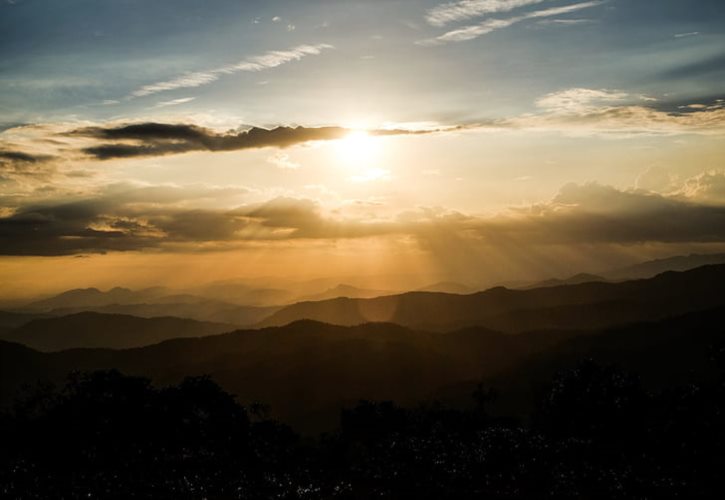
[2,356,725,498]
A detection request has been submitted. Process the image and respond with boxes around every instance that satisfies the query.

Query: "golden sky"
[1,0,724,296]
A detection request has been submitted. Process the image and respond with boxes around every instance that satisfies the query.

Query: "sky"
[1,0,724,296]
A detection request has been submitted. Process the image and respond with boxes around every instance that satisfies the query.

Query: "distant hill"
[25,287,171,311]
[417,282,475,294]
[47,301,279,327]
[0,312,236,351]
[606,253,725,280]
[0,310,49,329]
[524,273,607,289]
[259,265,725,332]
[2,307,723,433]
[188,282,296,306]
[299,284,396,302]
[23,284,294,313]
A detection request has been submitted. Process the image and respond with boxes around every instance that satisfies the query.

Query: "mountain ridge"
[0,311,237,352]
[258,264,725,332]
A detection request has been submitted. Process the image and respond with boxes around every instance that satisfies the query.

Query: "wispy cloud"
[130,44,333,98]
[535,88,633,113]
[537,18,595,26]
[267,152,301,170]
[419,1,604,45]
[426,0,548,27]
[154,97,196,108]
[505,88,725,136]
[674,31,700,38]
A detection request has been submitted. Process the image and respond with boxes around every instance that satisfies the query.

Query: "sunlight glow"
[334,130,380,167]
[332,130,390,182]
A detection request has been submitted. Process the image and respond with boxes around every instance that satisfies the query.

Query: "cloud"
[678,171,725,205]
[267,152,301,170]
[155,97,196,108]
[674,32,700,38]
[0,150,47,164]
[130,44,333,98]
[419,1,604,45]
[537,18,594,25]
[0,148,56,182]
[425,0,548,27]
[535,88,639,113]
[2,180,725,256]
[474,183,725,244]
[0,183,251,255]
[500,89,725,136]
[73,122,449,160]
[635,166,676,193]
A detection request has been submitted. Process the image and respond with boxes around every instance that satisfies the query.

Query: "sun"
[334,130,380,167]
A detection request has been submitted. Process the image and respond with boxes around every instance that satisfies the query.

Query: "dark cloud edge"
[1,183,725,256]
[71,122,458,160]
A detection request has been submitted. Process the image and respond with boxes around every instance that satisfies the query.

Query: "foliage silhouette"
[2,354,725,498]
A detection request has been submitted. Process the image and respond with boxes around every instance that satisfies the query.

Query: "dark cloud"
[2,183,725,256]
[0,150,46,163]
[0,148,56,181]
[0,201,147,256]
[477,183,725,244]
[73,123,438,160]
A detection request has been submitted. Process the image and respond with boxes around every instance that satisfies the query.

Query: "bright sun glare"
[335,130,378,166]
[333,130,389,182]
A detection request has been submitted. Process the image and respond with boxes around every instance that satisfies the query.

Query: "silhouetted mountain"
[524,273,607,289]
[0,320,564,431]
[2,305,723,433]
[25,286,171,311]
[0,312,236,351]
[606,252,725,280]
[418,281,475,294]
[0,310,49,328]
[48,301,279,326]
[474,306,725,419]
[259,265,725,332]
[299,284,396,302]
[189,282,296,306]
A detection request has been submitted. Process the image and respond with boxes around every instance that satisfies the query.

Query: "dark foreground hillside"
[2,307,724,433]
[2,358,725,499]
[2,270,724,497]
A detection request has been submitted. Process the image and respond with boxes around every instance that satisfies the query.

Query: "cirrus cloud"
[130,44,334,98]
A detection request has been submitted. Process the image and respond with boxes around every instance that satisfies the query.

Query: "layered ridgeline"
[0,312,236,351]
[258,265,725,331]
[16,286,280,326]
[2,306,723,433]
[1,264,723,432]
[3,265,723,351]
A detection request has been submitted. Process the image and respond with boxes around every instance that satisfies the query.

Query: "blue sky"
[2,0,723,125]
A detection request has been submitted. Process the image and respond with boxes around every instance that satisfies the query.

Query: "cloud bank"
[2,178,725,256]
